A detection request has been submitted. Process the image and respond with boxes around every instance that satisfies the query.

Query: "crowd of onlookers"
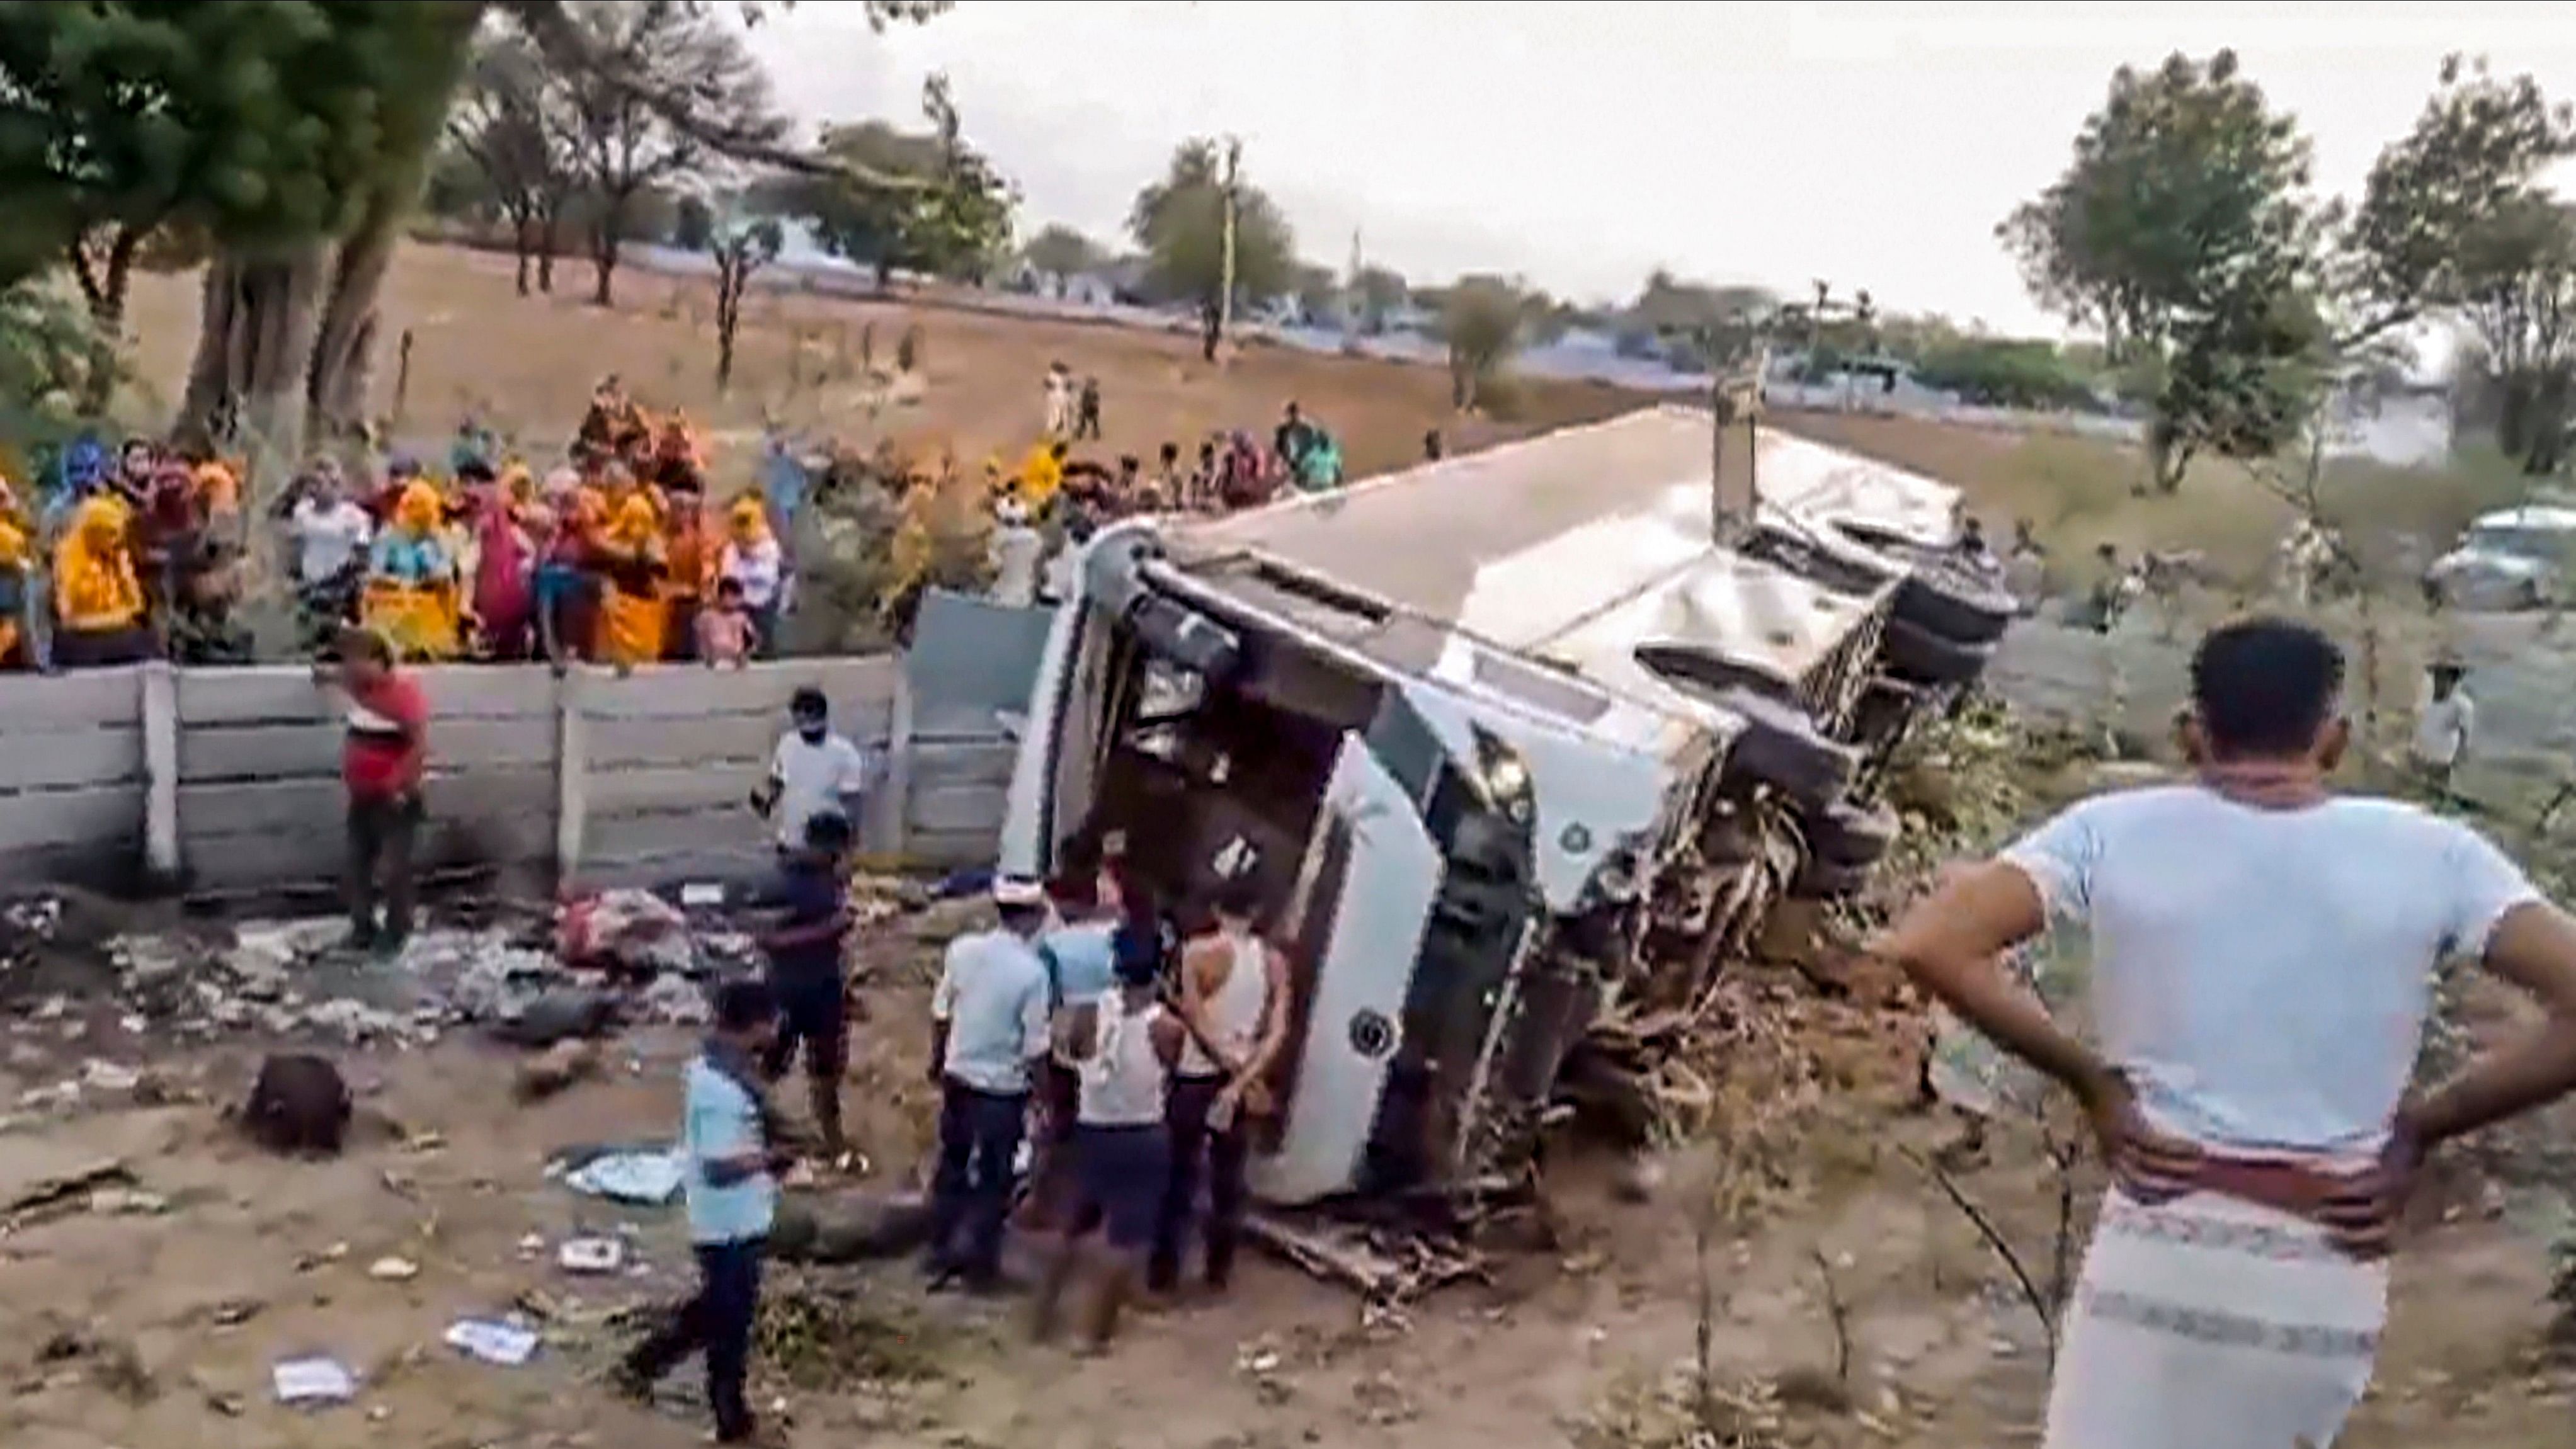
[0,370,1374,675]
[0,379,804,674]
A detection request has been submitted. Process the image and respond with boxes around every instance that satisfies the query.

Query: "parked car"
[2423,506,2576,611]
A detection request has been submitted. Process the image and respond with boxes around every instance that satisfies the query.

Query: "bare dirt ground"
[117,244,1643,485]
[3,902,2570,1449]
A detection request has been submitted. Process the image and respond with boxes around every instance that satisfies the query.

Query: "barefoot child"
[697,574,757,668]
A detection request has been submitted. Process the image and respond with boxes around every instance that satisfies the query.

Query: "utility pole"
[1216,135,1243,362]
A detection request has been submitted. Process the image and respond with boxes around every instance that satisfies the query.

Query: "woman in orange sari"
[595,486,669,669]
[52,492,155,668]
[0,477,33,668]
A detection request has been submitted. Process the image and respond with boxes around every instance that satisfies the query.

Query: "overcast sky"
[745,1,2576,339]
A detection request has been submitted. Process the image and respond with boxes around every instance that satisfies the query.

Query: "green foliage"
[2002,50,2329,487]
[557,0,782,297]
[775,76,1015,284]
[1439,274,1535,409]
[442,23,576,239]
[672,194,717,251]
[903,77,1016,283]
[2364,59,2576,475]
[1908,338,2104,411]
[0,1,466,290]
[1350,264,1408,333]
[1290,261,1340,322]
[0,276,119,451]
[1021,224,1106,279]
[1127,137,1297,322]
[2347,55,2576,328]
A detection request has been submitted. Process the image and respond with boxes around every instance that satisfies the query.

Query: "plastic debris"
[271,1356,358,1405]
[557,1236,626,1274]
[367,1256,419,1282]
[443,1317,540,1367]
[557,1145,687,1205]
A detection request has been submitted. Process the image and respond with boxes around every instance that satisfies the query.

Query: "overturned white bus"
[993,406,2012,1206]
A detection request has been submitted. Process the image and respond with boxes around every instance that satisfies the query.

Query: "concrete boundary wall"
[0,649,1013,899]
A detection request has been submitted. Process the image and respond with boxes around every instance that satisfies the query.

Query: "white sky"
[746,1,2576,339]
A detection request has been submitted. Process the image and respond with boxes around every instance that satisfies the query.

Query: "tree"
[2355,57,2576,473]
[775,77,1015,287]
[1350,264,1408,334]
[1022,224,1107,281]
[166,0,945,484]
[0,2,458,378]
[707,203,785,392]
[901,74,1015,284]
[1440,275,1534,410]
[560,0,781,307]
[2000,52,2327,489]
[0,278,122,461]
[1291,262,1341,324]
[1129,137,1296,360]
[445,23,580,295]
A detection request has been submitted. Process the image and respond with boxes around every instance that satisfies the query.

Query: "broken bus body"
[994,406,2008,1207]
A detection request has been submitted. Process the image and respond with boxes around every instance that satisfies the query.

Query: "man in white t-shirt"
[1878,617,2576,1449]
[2408,658,2473,801]
[288,466,373,589]
[751,686,872,852]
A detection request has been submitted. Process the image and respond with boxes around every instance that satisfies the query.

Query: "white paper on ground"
[679,882,726,908]
[561,1147,686,1204]
[272,1356,358,1404]
[557,1236,625,1273]
[443,1318,540,1367]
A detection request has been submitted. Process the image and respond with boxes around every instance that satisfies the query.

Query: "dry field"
[117,244,1644,485]
[1777,407,2529,586]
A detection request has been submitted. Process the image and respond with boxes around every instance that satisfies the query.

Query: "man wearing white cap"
[925,875,1054,1292]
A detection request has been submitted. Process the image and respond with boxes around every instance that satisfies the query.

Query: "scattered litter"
[367,1256,420,1282]
[558,890,693,975]
[556,1145,687,1205]
[444,1317,540,1367]
[558,1236,626,1274]
[680,882,727,909]
[637,972,712,1026]
[3,1157,132,1223]
[271,1356,358,1405]
[80,1059,140,1093]
[86,1185,170,1215]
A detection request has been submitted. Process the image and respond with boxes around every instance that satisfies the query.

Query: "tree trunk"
[69,227,142,415]
[305,179,410,445]
[1200,302,1221,364]
[591,222,620,307]
[538,209,559,293]
[180,250,328,496]
[513,215,533,296]
[715,264,742,393]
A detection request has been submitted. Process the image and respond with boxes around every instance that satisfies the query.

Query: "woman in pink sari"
[471,466,535,660]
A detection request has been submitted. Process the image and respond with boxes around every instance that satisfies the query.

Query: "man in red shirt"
[316,626,429,957]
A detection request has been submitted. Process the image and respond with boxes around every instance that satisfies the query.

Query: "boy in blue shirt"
[618,979,785,1443]
[758,810,855,1162]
